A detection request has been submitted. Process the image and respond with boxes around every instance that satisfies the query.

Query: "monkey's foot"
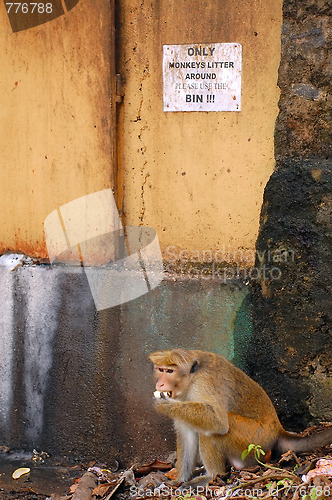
[178,474,214,489]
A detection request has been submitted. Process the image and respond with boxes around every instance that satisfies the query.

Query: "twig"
[103,476,125,500]
[221,472,298,495]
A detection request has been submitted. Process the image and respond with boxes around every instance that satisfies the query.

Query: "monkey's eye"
[158,368,164,372]
[166,369,174,373]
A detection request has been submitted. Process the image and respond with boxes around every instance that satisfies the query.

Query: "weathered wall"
[0,0,283,263]
[117,0,282,259]
[6,0,329,466]
[0,0,115,257]
[275,0,331,161]
[250,0,332,430]
[0,262,251,463]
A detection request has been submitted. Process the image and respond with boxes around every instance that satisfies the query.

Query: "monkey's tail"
[277,426,332,454]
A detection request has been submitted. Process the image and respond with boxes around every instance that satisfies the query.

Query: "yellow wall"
[118,0,283,263]
[0,0,282,263]
[0,0,115,258]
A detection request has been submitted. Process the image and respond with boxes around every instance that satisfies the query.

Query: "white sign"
[163,43,242,112]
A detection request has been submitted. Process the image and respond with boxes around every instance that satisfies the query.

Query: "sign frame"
[163,43,242,113]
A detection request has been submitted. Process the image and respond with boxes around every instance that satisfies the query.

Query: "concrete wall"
[117,0,283,259]
[0,0,282,261]
[0,0,116,257]
[4,0,322,465]
[0,262,251,463]
[0,0,330,467]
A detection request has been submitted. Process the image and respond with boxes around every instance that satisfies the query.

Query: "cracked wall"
[117,0,283,261]
[0,0,116,258]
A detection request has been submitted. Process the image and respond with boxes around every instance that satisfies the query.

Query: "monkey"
[149,349,332,486]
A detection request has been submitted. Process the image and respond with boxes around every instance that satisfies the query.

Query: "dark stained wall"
[250,0,332,430]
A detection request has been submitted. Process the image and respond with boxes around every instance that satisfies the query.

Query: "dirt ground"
[0,450,84,500]
[1,432,332,500]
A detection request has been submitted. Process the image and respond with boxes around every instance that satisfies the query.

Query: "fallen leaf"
[137,471,167,489]
[164,468,177,480]
[92,482,114,497]
[280,450,300,465]
[302,459,332,482]
[136,458,172,475]
[69,482,79,494]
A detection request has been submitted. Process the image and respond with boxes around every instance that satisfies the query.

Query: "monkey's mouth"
[154,391,173,399]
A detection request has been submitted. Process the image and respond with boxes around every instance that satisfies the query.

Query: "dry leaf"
[69,482,79,494]
[137,471,167,489]
[92,482,113,497]
[164,467,177,480]
[136,458,172,475]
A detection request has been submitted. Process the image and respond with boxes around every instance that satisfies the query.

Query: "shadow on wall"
[5,0,80,32]
[233,292,253,370]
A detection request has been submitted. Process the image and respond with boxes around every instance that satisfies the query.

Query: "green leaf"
[310,488,317,500]
[255,445,265,459]
[277,479,292,487]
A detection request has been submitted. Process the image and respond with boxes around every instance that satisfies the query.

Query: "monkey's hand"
[154,399,229,435]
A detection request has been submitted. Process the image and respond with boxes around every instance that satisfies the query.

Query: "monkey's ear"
[190,359,199,374]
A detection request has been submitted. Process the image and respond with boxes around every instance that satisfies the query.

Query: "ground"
[1,428,332,500]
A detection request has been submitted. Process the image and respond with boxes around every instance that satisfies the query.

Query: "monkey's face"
[153,365,189,398]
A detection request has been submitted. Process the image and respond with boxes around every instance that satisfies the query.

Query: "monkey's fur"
[149,349,332,486]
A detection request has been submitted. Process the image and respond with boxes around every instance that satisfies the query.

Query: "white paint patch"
[44,190,164,311]
[163,43,242,112]
[0,268,14,433]
[21,268,60,443]
[0,253,24,271]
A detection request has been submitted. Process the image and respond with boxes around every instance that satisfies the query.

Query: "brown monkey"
[149,349,332,486]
